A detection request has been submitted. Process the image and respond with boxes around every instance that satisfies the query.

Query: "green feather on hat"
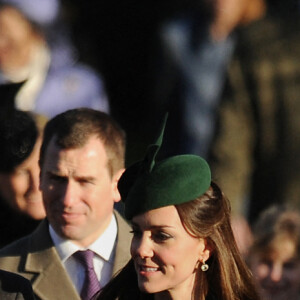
[118,114,211,220]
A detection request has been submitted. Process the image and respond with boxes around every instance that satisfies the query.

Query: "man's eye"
[79,179,94,185]
[50,174,66,183]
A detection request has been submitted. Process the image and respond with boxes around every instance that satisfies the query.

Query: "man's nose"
[61,182,77,207]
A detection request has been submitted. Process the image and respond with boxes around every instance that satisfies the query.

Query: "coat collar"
[112,210,132,274]
[23,211,131,299]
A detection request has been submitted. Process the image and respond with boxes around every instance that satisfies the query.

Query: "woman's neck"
[154,290,193,300]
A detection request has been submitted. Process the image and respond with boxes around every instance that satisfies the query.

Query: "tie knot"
[73,250,94,270]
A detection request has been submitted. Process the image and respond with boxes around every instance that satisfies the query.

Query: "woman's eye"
[153,232,172,242]
[130,229,142,238]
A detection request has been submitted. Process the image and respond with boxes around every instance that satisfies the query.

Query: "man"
[0,109,47,247]
[0,108,132,300]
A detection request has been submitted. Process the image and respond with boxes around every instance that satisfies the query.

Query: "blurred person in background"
[157,0,266,158]
[0,109,47,247]
[248,205,300,300]
[210,0,300,224]
[0,0,109,118]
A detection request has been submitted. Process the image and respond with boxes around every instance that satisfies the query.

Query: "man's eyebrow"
[46,170,62,176]
[45,170,97,183]
[75,175,96,182]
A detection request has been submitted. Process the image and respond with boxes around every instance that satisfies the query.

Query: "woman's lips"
[136,263,161,276]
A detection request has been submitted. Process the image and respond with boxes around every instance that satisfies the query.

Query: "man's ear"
[112,168,125,203]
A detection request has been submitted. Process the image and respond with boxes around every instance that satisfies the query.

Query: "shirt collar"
[50,214,118,263]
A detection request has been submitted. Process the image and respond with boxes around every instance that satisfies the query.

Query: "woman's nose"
[131,235,154,259]
[28,168,40,193]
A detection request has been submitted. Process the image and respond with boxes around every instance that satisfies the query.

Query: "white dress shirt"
[49,215,117,294]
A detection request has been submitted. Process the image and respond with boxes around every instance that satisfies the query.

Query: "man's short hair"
[0,110,40,173]
[39,108,126,176]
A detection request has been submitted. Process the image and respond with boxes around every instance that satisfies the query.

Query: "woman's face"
[250,236,300,300]
[130,205,208,298]
[0,138,45,220]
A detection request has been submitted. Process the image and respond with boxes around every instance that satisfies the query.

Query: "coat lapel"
[112,211,132,275]
[23,220,81,300]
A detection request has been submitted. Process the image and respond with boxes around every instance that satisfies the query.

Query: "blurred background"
[1,0,300,224]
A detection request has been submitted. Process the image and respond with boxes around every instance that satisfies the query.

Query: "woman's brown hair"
[175,181,260,300]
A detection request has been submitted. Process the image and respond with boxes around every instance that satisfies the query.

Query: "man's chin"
[57,224,83,240]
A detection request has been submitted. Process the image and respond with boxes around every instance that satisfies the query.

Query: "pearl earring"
[201,261,209,272]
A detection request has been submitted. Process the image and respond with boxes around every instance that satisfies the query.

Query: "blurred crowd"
[1,0,300,298]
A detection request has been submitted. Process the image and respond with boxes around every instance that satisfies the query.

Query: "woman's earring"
[201,261,209,272]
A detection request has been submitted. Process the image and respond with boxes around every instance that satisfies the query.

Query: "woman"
[95,117,260,300]
[0,109,47,247]
[247,205,300,300]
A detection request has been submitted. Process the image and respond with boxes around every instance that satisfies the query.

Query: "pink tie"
[73,250,101,300]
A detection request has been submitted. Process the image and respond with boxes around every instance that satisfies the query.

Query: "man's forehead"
[46,134,104,151]
[43,135,109,170]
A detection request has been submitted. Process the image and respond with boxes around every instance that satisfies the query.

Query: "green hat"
[118,115,211,220]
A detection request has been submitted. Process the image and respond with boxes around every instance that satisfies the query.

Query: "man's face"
[40,135,122,247]
[0,138,45,220]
